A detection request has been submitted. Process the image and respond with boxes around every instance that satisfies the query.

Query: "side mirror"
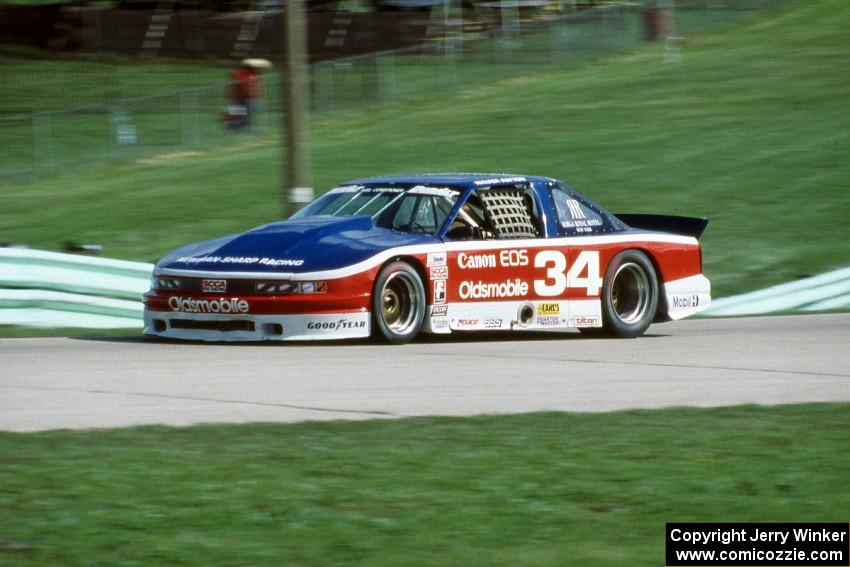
[447,225,486,240]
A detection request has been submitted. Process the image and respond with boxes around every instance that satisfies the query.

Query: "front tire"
[372,261,426,344]
[600,250,658,338]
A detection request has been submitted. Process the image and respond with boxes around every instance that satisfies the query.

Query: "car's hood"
[156,216,438,275]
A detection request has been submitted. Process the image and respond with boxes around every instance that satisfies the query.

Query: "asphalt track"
[1,313,848,432]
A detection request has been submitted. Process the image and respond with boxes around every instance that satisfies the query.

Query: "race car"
[143,173,710,343]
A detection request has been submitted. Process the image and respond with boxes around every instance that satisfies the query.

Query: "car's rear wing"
[615,214,709,240]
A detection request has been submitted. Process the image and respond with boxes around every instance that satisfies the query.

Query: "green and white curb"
[0,289,144,328]
[704,267,850,316]
[0,248,152,328]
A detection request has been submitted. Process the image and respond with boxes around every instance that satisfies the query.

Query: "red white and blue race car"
[143,174,710,343]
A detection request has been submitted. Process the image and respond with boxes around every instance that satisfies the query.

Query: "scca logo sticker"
[202,279,226,293]
[430,266,448,280]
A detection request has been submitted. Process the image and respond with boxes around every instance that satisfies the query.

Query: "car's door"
[442,183,550,331]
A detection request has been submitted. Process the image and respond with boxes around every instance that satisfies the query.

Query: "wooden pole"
[283,0,313,216]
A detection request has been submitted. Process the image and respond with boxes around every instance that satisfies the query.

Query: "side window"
[433,197,455,231]
[551,187,605,235]
[389,195,440,233]
[411,197,437,232]
[391,195,419,231]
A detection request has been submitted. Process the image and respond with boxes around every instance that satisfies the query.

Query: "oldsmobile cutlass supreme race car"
[143,174,710,343]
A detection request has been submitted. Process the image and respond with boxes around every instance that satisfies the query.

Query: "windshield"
[291,185,460,235]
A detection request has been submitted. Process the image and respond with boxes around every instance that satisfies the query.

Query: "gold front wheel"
[373,261,426,344]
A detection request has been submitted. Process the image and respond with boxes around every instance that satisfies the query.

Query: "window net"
[479,188,538,239]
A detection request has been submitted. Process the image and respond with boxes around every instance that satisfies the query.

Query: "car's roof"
[342,173,556,189]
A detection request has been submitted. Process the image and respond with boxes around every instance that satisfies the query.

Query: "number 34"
[533,250,603,297]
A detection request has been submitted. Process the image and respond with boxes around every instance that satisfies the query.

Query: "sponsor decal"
[431,318,449,329]
[500,249,529,267]
[671,295,700,309]
[459,279,528,300]
[457,250,528,270]
[427,252,447,267]
[572,315,599,327]
[256,281,296,293]
[458,252,497,269]
[431,305,448,316]
[566,199,586,220]
[202,279,227,293]
[168,296,249,314]
[537,315,559,327]
[561,199,603,233]
[176,256,304,267]
[433,280,447,304]
[259,258,305,267]
[306,319,367,331]
[430,266,448,281]
[300,282,316,294]
[454,318,480,329]
[560,219,603,233]
[409,186,459,198]
[473,176,527,186]
[484,317,503,329]
[329,185,402,195]
[254,280,327,294]
[537,303,560,316]
[327,185,365,194]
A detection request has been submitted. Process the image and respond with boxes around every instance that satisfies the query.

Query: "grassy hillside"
[1,0,848,297]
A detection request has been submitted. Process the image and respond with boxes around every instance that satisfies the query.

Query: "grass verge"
[1,404,848,565]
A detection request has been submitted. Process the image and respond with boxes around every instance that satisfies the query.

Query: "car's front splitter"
[143,310,371,342]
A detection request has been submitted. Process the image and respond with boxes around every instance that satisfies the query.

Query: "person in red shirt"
[226,59,269,131]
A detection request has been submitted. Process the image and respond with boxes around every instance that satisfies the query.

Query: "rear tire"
[599,250,658,338]
[372,261,426,344]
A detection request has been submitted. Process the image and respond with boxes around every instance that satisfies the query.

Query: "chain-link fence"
[1,81,261,178]
[0,0,792,179]
[313,2,665,110]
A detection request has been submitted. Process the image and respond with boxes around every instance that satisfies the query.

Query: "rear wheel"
[599,250,658,338]
[372,261,426,344]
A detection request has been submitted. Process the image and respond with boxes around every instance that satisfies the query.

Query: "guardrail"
[0,248,152,328]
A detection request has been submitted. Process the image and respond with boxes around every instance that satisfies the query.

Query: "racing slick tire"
[599,250,658,338]
[372,260,426,344]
